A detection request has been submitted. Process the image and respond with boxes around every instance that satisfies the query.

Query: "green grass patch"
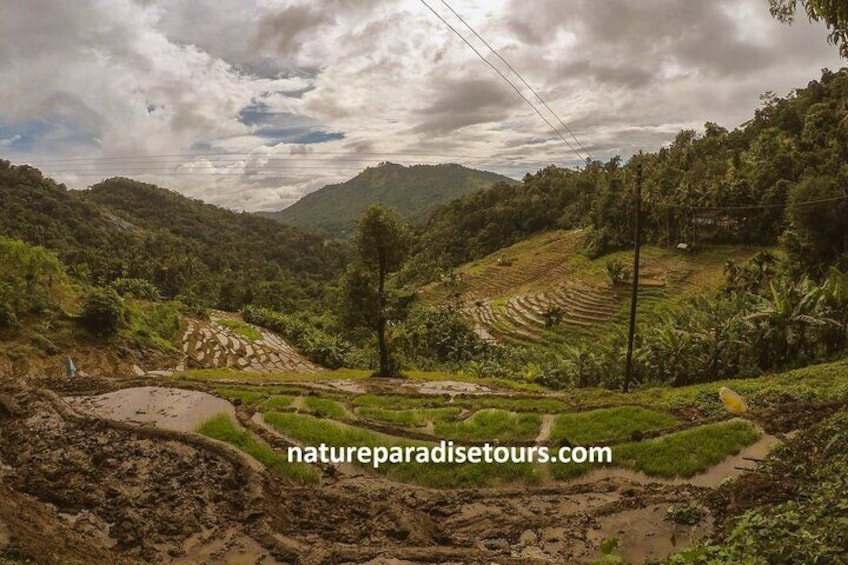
[196,414,318,483]
[434,409,541,442]
[301,396,350,420]
[124,299,182,351]
[614,419,761,478]
[626,358,848,415]
[550,406,678,445]
[217,318,262,341]
[353,394,452,409]
[549,459,596,481]
[263,412,537,487]
[356,406,463,427]
[258,394,295,412]
[466,396,570,413]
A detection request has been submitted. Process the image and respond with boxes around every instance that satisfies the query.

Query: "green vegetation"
[463,396,569,412]
[0,237,72,327]
[549,406,678,445]
[0,162,346,313]
[196,414,318,484]
[342,204,412,377]
[124,299,182,351]
[301,396,350,420]
[356,406,463,427]
[258,395,296,412]
[176,367,371,382]
[217,318,262,341]
[434,409,541,442]
[78,287,124,336]
[770,0,848,56]
[263,411,537,487]
[668,410,848,564]
[353,394,448,409]
[614,420,761,478]
[265,162,515,238]
[549,419,761,481]
[241,305,351,368]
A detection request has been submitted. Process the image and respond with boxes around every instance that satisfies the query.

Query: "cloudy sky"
[0,0,844,211]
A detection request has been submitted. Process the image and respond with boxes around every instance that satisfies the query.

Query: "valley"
[2,60,848,565]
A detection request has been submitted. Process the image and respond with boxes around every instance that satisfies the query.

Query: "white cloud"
[0,0,843,211]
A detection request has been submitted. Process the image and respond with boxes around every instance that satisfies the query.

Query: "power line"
[25,156,538,167]
[437,0,593,161]
[22,149,534,163]
[418,0,589,163]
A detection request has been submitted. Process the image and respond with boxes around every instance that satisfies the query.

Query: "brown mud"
[1,376,823,564]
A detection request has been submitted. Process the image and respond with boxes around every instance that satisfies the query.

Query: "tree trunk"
[375,252,391,377]
[376,319,389,377]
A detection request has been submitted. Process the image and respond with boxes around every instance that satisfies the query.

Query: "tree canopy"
[343,204,412,377]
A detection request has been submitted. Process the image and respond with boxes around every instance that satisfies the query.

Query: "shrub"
[241,305,352,368]
[0,237,72,324]
[542,305,564,328]
[111,278,160,300]
[605,259,630,285]
[79,287,124,336]
[399,306,490,368]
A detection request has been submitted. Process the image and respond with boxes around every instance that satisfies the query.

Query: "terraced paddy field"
[424,229,773,344]
[4,356,847,563]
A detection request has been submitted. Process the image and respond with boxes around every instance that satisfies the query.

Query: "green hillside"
[263,162,516,238]
[0,163,346,311]
[415,68,848,276]
[424,229,768,345]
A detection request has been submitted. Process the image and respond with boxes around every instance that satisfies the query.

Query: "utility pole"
[624,159,642,393]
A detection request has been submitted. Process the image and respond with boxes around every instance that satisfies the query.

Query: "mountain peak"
[264,163,516,238]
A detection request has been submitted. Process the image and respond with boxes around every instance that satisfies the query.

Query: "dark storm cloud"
[411,77,523,135]
[252,5,335,58]
[556,59,656,88]
[508,0,780,78]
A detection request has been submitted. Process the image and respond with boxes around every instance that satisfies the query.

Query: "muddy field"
[0,378,747,565]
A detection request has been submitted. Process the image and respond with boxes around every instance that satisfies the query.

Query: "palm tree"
[689,295,747,382]
[820,267,848,353]
[644,316,693,386]
[562,343,598,388]
[746,277,829,368]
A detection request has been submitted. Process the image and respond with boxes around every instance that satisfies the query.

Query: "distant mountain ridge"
[262,162,516,238]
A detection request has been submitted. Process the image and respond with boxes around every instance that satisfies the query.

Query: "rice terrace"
[3,1,848,564]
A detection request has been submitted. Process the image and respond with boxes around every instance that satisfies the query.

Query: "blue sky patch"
[0,118,101,153]
[238,103,344,145]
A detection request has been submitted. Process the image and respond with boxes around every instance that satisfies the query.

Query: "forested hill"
[416,67,848,275]
[263,162,516,238]
[0,163,347,311]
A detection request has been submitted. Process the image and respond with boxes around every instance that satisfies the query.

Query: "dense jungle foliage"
[418,67,848,276]
[0,163,347,312]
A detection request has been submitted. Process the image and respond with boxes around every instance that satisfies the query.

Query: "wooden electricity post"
[624,160,643,393]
